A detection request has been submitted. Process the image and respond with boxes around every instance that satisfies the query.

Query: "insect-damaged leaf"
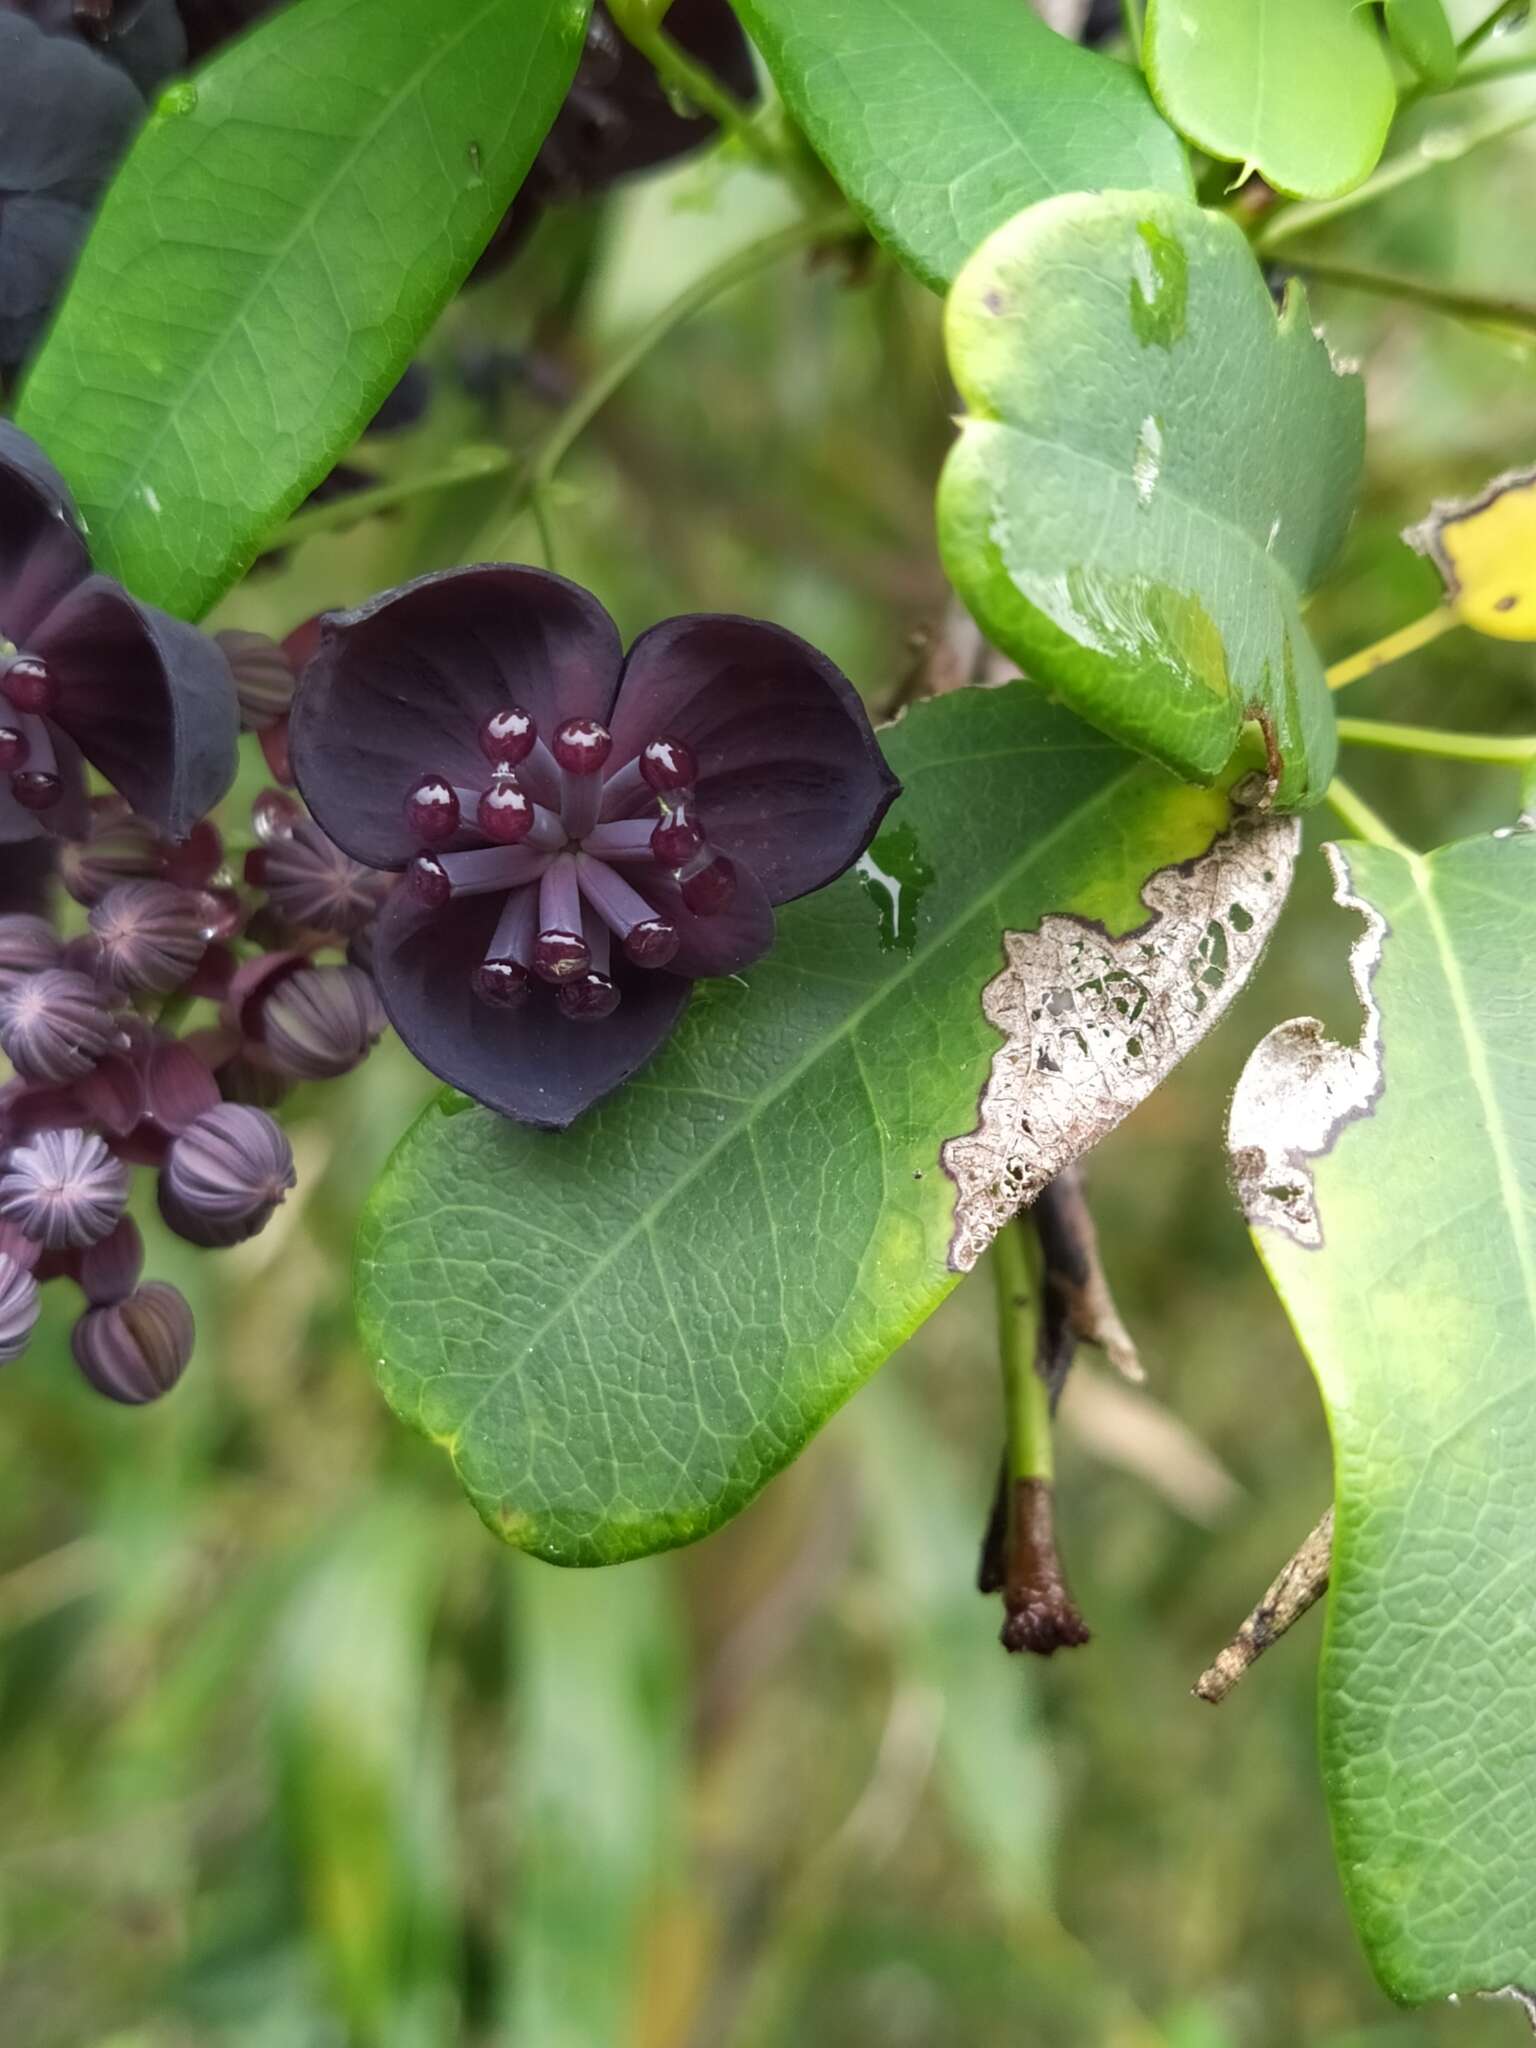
[1229,823,1536,2004]
[357,684,1295,1565]
[938,190,1359,812]
[1408,467,1536,641]
[729,0,1191,293]
[1144,0,1396,199]
[16,0,589,620]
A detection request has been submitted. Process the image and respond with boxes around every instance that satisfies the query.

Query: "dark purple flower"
[0,910,61,976]
[159,1100,295,1247]
[260,963,385,1081]
[72,1279,192,1403]
[0,419,239,844]
[290,565,898,1126]
[0,965,126,1081]
[0,1249,40,1362]
[0,835,54,916]
[0,1123,129,1247]
[87,878,213,994]
[1,0,187,93]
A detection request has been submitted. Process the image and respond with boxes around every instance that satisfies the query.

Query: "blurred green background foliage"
[3,11,1535,2041]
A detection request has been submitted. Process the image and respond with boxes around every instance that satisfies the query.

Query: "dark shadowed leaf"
[1229,823,1536,2003]
[357,683,1296,1563]
[16,0,590,618]
[730,0,1191,290]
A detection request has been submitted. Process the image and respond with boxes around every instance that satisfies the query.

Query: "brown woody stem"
[1194,1507,1334,1703]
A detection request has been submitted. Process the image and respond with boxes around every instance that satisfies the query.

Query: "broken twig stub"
[1195,1507,1334,1703]
[942,814,1301,1273]
[1228,844,1385,1248]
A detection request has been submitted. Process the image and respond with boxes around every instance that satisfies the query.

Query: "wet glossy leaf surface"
[938,190,1361,811]
[730,0,1191,291]
[1230,826,1536,2003]
[16,0,588,619]
[357,683,1270,1564]
[1144,0,1396,199]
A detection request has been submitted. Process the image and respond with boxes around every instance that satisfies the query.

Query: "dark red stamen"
[11,771,63,812]
[1,655,53,717]
[407,854,452,908]
[479,706,537,766]
[472,959,531,1008]
[679,851,736,915]
[533,930,590,983]
[557,972,620,1022]
[404,774,459,846]
[651,801,705,868]
[477,775,534,844]
[624,918,680,968]
[551,718,612,776]
[640,736,697,792]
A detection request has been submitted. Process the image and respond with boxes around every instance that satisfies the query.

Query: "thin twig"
[1194,1508,1334,1704]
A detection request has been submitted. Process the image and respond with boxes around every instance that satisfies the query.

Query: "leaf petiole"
[268,444,513,549]
[1291,257,1536,337]
[993,1216,1051,1485]
[1324,605,1461,691]
[1336,717,1536,766]
[1322,774,1413,852]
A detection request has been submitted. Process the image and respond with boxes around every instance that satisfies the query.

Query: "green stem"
[1325,605,1461,691]
[1431,50,1536,94]
[496,208,855,553]
[612,10,818,196]
[992,1217,1051,1485]
[1119,0,1144,61]
[1322,775,1413,853]
[1257,97,1536,251]
[1459,0,1532,59]
[1292,257,1536,336]
[154,990,195,1035]
[1336,717,1536,765]
[270,444,512,548]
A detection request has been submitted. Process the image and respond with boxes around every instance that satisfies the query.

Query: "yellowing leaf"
[1408,467,1536,641]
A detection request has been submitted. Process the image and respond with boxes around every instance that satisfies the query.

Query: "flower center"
[399,707,736,1020]
[0,646,63,813]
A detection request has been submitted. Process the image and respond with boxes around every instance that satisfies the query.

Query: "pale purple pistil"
[400,708,729,1021]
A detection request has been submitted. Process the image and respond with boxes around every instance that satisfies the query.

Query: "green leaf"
[357,682,1299,1564]
[1144,0,1397,199]
[729,0,1191,291]
[937,189,1359,811]
[1384,0,1458,89]
[1228,825,1536,2003]
[15,0,589,619]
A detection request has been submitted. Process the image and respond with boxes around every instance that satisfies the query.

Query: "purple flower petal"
[643,860,776,979]
[33,576,239,838]
[290,565,625,870]
[0,420,91,643]
[371,884,691,1127]
[607,614,900,904]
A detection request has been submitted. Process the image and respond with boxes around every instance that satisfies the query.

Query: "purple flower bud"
[78,1215,145,1306]
[0,1252,40,1364]
[0,968,127,1083]
[0,912,62,977]
[71,1282,194,1404]
[0,1126,130,1248]
[260,965,385,1081]
[159,1103,295,1248]
[215,628,296,731]
[88,880,213,996]
[58,804,165,907]
[254,814,385,937]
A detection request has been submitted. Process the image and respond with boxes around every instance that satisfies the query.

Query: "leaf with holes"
[729,0,1191,292]
[1144,0,1396,199]
[357,683,1298,1564]
[1229,823,1536,2004]
[938,189,1360,811]
[15,0,589,619]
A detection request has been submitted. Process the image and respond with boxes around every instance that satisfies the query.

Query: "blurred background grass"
[4,15,1536,2041]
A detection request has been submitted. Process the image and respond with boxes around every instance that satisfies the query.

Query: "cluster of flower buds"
[0,730,391,1400]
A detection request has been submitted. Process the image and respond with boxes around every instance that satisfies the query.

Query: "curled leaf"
[1407,467,1536,641]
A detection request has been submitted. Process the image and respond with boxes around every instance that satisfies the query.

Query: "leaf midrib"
[84,0,527,532]
[428,742,1146,1453]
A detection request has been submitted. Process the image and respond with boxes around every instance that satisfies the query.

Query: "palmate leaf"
[16,0,590,620]
[1144,0,1396,200]
[357,683,1298,1565]
[728,0,1191,292]
[938,190,1360,812]
[1229,824,1536,2004]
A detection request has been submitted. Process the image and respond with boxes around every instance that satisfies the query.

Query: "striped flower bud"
[0,913,62,978]
[0,1253,40,1364]
[261,965,386,1081]
[0,1127,130,1249]
[0,969,127,1083]
[58,802,165,907]
[159,1103,296,1248]
[89,881,213,996]
[72,1283,194,1405]
[216,628,296,731]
